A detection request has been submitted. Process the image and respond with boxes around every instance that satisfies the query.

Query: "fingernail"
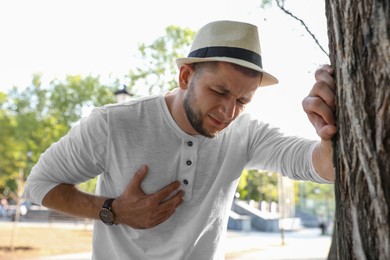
[137,165,147,175]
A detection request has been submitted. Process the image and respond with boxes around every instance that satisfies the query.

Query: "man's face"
[183,62,260,138]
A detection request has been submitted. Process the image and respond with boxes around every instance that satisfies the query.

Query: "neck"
[164,89,197,135]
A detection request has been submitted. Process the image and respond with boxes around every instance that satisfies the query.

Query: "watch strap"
[102,198,115,210]
[100,198,116,225]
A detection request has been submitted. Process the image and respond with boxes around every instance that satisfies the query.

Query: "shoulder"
[230,113,271,132]
[103,95,161,111]
[82,95,167,134]
[227,113,283,145]
[89,95,163,119]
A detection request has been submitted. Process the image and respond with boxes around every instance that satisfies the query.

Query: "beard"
[183,81,219,139]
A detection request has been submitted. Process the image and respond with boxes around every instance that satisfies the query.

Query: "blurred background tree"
[0,75,116,196]
[237,170,278,203]
[295,181,334,220]
[125,25,195,96]
[0,25,195,197]
[0,21,334,215]
[236,169,334,219]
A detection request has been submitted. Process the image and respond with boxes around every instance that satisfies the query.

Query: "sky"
[0,0,330,139]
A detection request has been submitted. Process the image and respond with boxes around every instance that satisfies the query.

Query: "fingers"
[315,65,334,84]
[141,206,178,229]
[150,179,181,202]
[130,165,148,189]
[115,165,184,229]
[303,64,337,141]
[135,189,184,229]
[158,190,184,211]
[302,96,335,126]
[151,184,184,218]
[121,165,148,198]
[144,190,184,228]
[304,109,337,140]
[309,81,335,111]
[127,165,181,200]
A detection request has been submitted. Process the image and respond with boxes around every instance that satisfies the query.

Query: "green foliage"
[237,169,335,218]
[0,74,116,195]
[295,181,335,218]
[127,25,195,95]
[49,75,116,125]
[237,169,278,202]
[1,24,195,196]
[78,177,98,194]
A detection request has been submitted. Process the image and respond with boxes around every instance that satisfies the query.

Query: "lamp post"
[278,174,286,245]
[10,151,32,251]
[114,85,133,103]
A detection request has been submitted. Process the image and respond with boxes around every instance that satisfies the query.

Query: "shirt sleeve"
[244,116,333,184]
[24,107,109,205]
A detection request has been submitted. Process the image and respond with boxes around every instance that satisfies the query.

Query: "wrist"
[110,199,120,225]
[99,198,117,225]
[313,141,335,182]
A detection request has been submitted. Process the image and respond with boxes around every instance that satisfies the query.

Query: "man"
[25,20,336,259]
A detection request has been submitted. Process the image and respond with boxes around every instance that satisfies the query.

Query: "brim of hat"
[176,57,278,87]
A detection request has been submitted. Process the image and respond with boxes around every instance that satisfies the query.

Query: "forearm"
[312,140,335,182]
[42,183,106,220]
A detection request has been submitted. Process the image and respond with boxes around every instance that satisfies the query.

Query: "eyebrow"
[215,85,252,103]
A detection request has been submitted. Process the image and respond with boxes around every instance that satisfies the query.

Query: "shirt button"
[186,160,192,166]
[187,141,193,147]
[183,179,189,185]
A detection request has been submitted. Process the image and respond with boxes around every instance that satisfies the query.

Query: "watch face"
[99,208,114,225]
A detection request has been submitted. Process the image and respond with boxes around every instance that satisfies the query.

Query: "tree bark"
[324,1,390,259]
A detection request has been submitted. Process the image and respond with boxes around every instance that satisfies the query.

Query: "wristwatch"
[99,198,116,225]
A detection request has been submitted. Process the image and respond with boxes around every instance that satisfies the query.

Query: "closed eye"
[211,87,250,106]
[237,99,247,105]
[212,88,227,96]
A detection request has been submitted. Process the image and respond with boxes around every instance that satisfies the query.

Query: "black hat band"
[188,46,263,69]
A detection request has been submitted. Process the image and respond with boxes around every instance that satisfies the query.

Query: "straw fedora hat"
[176,20,278,87]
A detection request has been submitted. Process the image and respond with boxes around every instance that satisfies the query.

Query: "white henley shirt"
[25,95,331,260]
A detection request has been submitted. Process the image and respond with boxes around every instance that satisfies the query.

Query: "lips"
[208,115,229,129]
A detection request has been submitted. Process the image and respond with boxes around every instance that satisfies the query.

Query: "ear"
[178,64,194,90]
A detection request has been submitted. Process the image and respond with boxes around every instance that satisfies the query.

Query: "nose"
[219,98,236,121]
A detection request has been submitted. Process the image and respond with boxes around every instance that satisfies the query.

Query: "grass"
[0,223,93,260]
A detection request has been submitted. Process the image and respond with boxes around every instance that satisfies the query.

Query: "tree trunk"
[324,1,390,259]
